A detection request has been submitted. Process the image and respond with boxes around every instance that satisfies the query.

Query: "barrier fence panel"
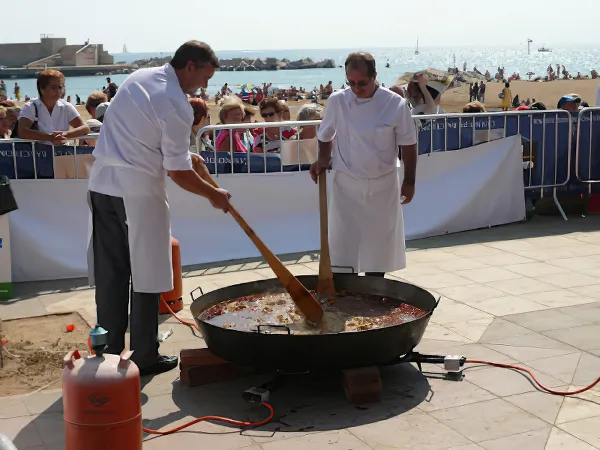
[576,107,600,194]
[194,120,319,175]
[0,137,97,180]
[0,111,580,209]
[414,110,574,200]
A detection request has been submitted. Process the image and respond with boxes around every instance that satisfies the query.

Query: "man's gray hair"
[297,104,323,122]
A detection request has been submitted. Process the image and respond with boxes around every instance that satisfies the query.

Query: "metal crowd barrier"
[0,111,591,221]
[414,109,574,220]
[0,134,99,180]
[575,107,600,192]
[194,120,320,175]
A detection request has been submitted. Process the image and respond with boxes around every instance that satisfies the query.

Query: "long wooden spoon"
[317,170,335,296]
[202,171,324,325]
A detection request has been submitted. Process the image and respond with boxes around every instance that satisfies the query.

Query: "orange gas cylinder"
[62,327,142,450]
[159,236,183,315]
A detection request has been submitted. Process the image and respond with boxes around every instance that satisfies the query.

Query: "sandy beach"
[43,78,598,123]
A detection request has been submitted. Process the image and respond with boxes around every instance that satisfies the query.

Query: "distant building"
[0,35,114,68]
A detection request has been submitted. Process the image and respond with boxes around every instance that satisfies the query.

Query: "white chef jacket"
[88,63,193,197]
[317,87,417,179]
[87,63,193,294]
[19,98,80,135]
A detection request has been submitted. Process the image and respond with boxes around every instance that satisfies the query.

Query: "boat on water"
[415,38,420,55]
[538,45,552,52]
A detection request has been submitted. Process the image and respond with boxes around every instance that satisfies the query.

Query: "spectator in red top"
[216,97,249,152]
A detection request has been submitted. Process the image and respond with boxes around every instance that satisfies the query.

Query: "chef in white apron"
[87,41,231,376]
[310,52,418,277]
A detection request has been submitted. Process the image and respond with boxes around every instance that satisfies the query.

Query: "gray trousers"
[89,191,159,369]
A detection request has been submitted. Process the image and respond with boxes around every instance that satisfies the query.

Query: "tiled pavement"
[3,215,600,449]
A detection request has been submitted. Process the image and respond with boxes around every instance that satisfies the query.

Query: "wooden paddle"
[317,170,335,296]
[202,171,324,325]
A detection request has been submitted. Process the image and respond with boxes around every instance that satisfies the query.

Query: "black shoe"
[139,355,178,376]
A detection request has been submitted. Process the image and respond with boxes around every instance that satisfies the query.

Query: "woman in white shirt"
[18,69,90,145]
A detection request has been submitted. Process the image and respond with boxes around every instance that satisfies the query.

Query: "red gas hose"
[142,402,274,435]
[161,297,200,332]
[467,360,600,396]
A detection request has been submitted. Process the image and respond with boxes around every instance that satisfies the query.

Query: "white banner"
[9,135,525,282]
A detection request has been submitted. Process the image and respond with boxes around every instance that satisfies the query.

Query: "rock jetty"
[128,56,336,72]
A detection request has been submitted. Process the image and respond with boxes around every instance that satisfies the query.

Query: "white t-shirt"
[317,87,417,179]
[89,63,193,197]
[19,98,79,135]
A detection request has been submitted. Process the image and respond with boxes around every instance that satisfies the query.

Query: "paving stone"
[537,272,600,289]
[472,296,547,316]
[436,284,506,304]
[464,364,563,397]
[261,430,372,450]
[557,302,600,322]
[0,416,43,448]
[502,309,593,332]
[443,318,494,342]
[559,415,600,448]
[485,344,577,362]
[502,262,571,277]
[430,398,547,442]
[472,254,536,267]
[546,427,597,449]
[544,325,600,351]
[555,386,600,424]
[484,277,557,296]
[416,378,496,412]
[504,389,566,424]
[478,318,533,343]
[0,397,30,419]
[478,426,551,450]
[522,353,582,384]
[521,290,597,309]
[349,410,471,450]
[455,267,522,284]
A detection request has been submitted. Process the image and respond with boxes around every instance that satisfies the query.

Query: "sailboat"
[122,44,128,53]
[415,38,419,55]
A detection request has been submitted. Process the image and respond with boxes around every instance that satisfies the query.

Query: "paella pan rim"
[190,274,437,336]
[190,274,436,370]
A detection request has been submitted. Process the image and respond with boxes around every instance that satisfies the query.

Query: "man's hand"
[401,182,415,204]
[50,131,67,146]
[190,153,209,179]
[209,188,232,213]
[309,158,331,184]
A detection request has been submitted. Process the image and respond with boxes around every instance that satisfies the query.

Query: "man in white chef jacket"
[310,52,418,278]
[88,41,231,376]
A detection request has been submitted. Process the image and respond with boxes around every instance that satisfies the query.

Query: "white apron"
[87,166,174,294]
[328,168,406,274]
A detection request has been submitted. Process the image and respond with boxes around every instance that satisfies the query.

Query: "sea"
[4,46,599,101]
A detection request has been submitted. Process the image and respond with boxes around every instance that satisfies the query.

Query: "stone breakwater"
[128,56,337,71]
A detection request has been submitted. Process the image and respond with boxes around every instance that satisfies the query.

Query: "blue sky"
[4,0,600,53]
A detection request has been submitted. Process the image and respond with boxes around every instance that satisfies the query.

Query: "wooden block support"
[342,367,382,404]
[179,348,250,387]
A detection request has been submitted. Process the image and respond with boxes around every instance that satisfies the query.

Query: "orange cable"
[142,402,274,435]
[161,297,200,332]
[467,360,600,396]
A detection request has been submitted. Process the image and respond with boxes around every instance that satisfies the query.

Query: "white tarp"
[8,135,525,282]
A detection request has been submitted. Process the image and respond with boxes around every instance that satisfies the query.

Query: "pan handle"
[255,324,292,335]
[433,296,441,310]
[190,286,205,303]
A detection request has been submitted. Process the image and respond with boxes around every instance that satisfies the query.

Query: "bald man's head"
[389,85,405,98]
